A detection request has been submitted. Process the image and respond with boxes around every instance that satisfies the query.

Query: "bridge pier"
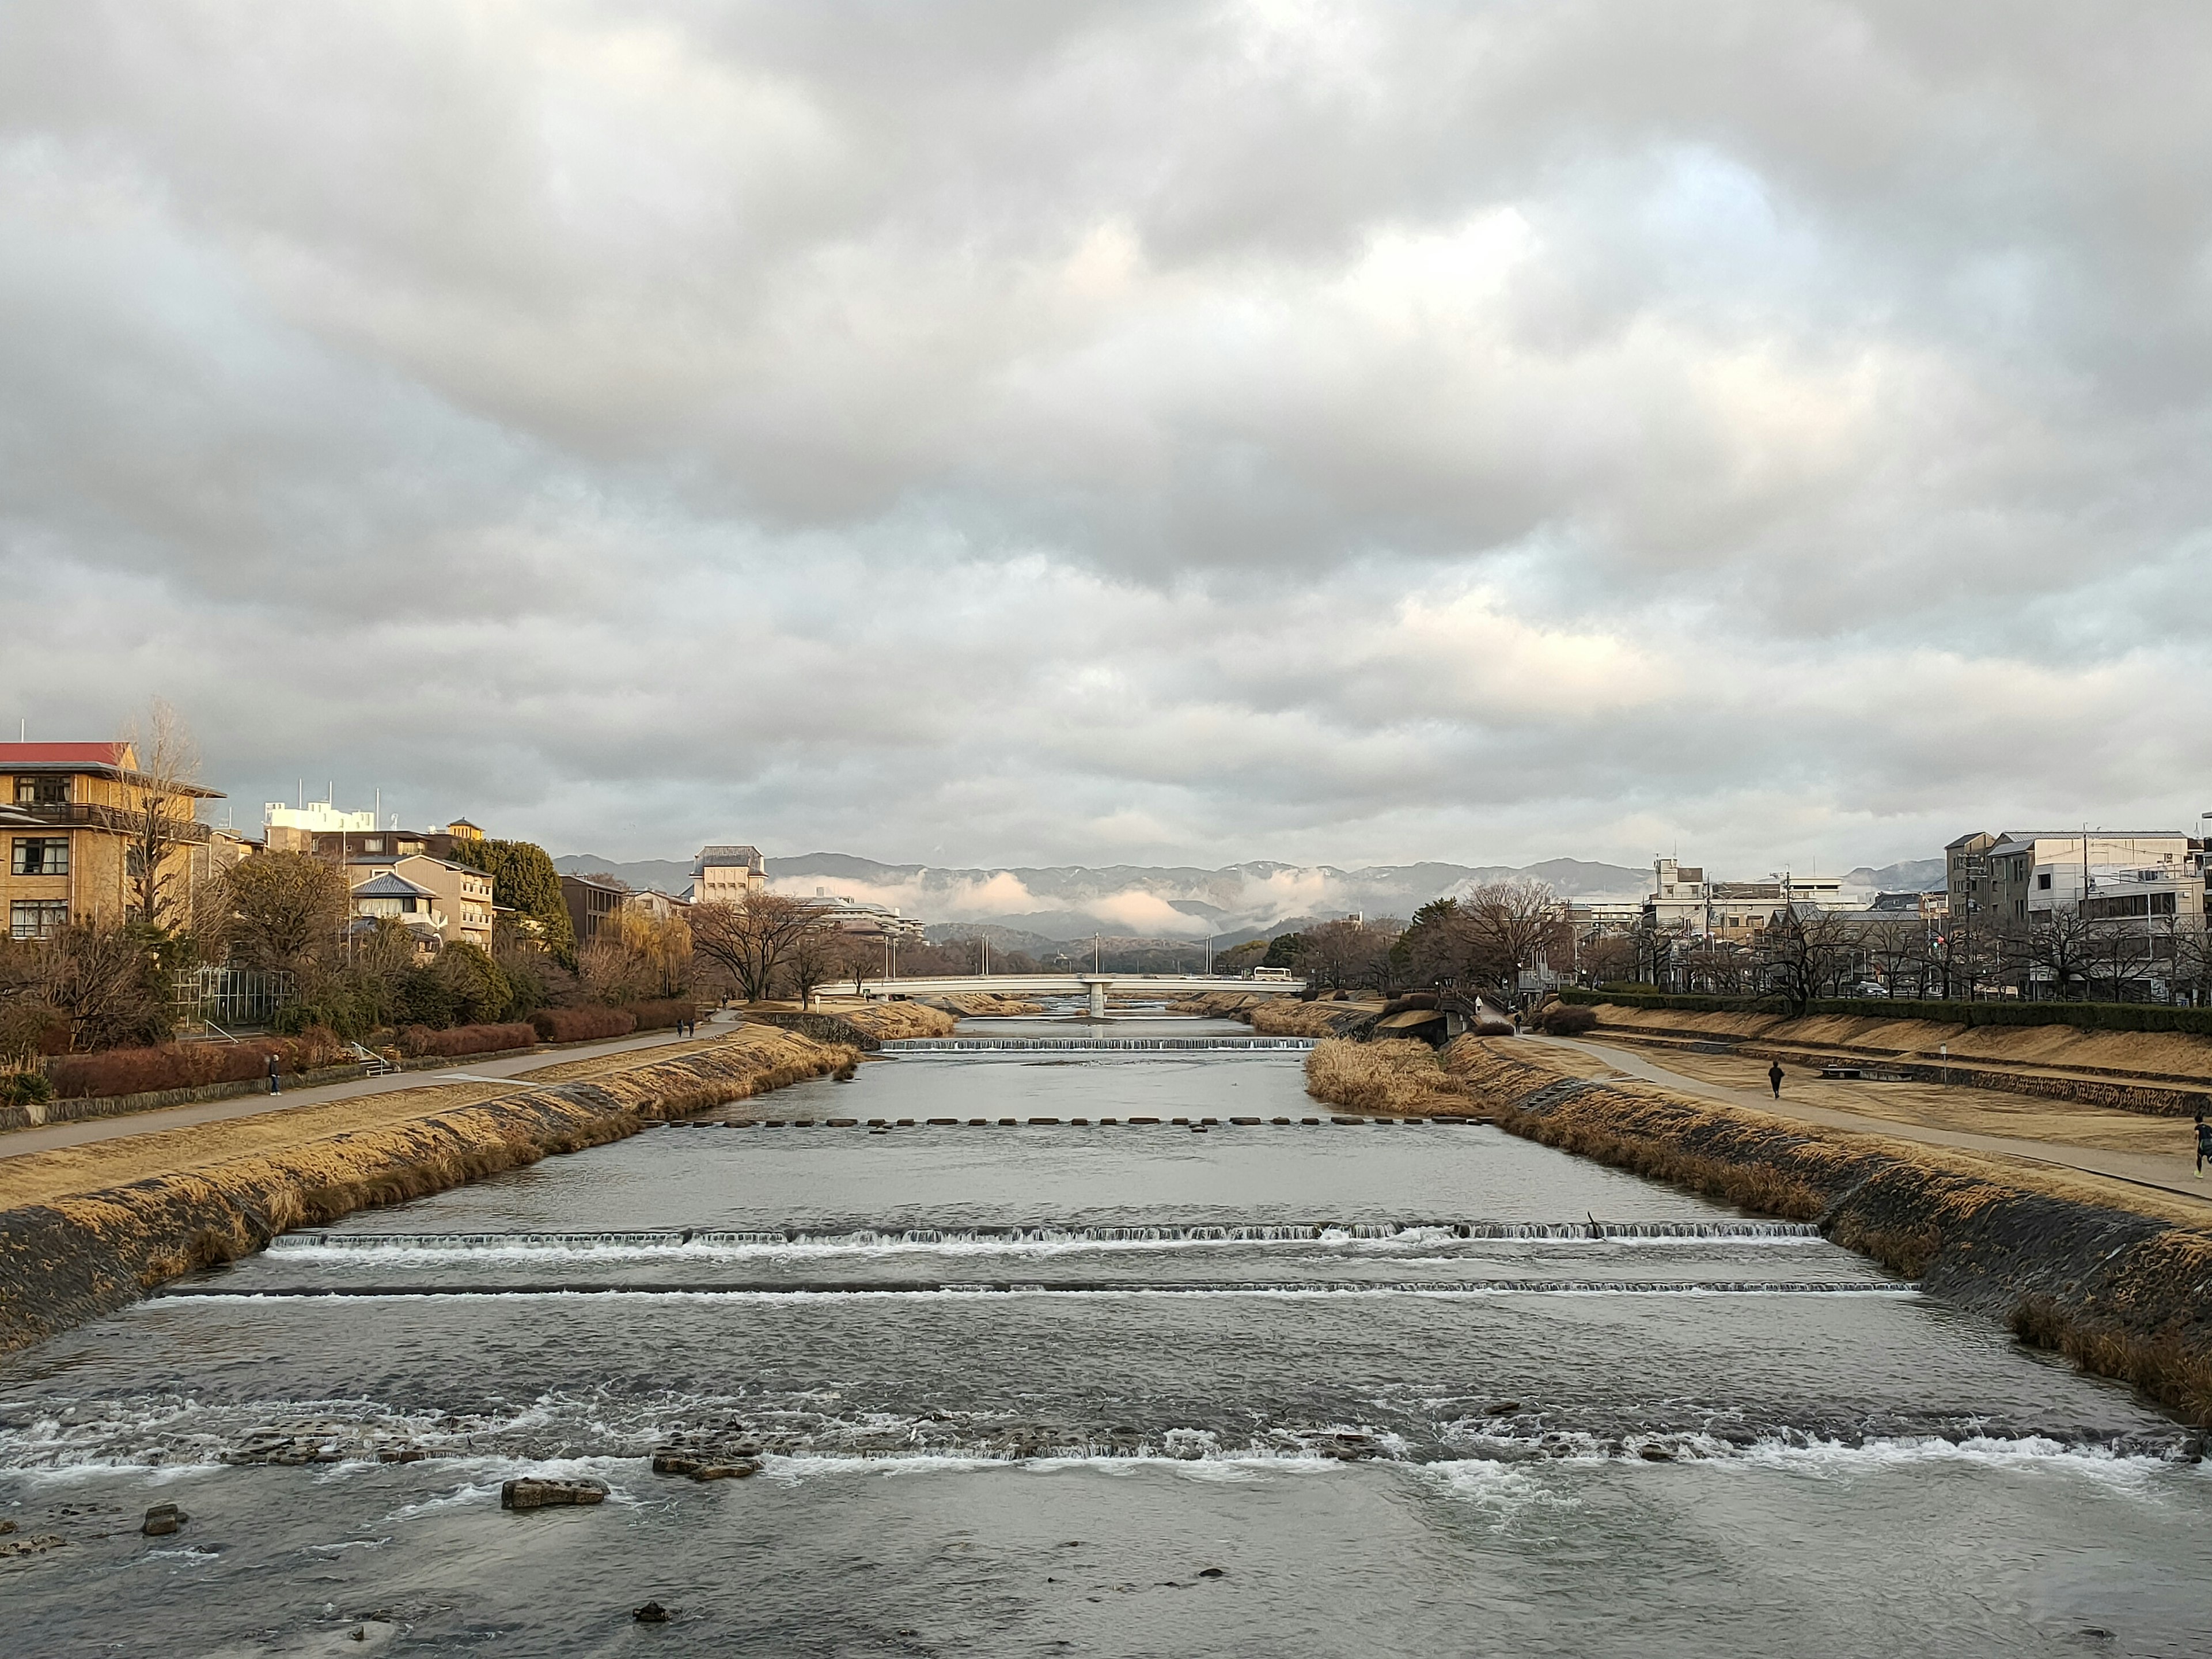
[1081,976,1109,1019]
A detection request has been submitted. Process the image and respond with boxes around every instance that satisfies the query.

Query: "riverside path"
[1528,1032,2212,1207]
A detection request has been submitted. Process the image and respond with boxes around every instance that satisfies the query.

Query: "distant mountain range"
[1842,859,1947,893]
[551,850,1948,943]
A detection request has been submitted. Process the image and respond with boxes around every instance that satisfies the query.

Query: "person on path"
[2197,1113,2210,1178]
[266,1052,281,1096]
[1768,1060,1785,1100]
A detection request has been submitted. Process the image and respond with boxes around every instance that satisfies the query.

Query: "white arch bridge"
[848,974,1306,1019]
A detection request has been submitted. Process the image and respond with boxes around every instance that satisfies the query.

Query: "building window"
[10,838,69,876]
[13,775,69,805]
[9,900,69,939]
[2036,873,2051,890]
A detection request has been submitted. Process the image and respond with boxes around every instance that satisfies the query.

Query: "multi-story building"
[560,871,627,950]
[344,852,497,952]
[1642,857,1851,942]
[690,844,767,904]
[271,805,488,866]
[2,741,230,939]
[809,889,926,942]
[1946,830,2203,931]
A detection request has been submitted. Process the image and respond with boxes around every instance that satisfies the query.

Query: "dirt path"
[1528,1034,2211,1206]
[0,1017,738,1162]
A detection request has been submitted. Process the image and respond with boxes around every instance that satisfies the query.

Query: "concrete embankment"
[1445,1037,2212,1428]
[0,1029,848,1355]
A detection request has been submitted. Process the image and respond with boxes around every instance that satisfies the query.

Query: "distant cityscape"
[5,738,2206,1006]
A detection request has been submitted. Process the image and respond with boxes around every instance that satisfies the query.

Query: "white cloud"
[4,0,2209,876]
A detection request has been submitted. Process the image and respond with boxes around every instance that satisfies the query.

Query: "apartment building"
[2,741,230,939]
[1946,830,2204,931]
[344,851,497,952]
[1642,857,1851,941]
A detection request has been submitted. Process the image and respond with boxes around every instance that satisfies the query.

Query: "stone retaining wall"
[1444,1037,2212,1429]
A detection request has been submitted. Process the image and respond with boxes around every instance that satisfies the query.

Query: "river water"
[2,1015,2205,1656]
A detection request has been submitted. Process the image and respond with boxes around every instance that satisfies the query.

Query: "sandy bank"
[0,1027,847,1354]
[1445,1036,2212,1427]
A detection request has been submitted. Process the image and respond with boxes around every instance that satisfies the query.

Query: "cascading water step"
[877,1036,1320,1051]
[267,1218,1828,1253]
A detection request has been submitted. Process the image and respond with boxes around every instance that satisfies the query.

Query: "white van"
[1251,967,1292,982]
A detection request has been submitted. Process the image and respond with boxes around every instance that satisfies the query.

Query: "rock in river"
[499,1477,609,1510]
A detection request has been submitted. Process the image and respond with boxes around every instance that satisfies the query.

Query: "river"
[2,1013,2205,1655]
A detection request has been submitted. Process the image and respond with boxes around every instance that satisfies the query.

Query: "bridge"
[846,974,1306,1019]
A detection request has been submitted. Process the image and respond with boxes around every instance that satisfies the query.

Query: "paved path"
[0,1016,736,1161]
[1527,1035,2211,1208]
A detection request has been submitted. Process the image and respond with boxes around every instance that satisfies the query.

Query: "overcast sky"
[4,2,2208,874]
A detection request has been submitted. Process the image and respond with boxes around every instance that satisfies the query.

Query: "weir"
[878,1036,1318,1052]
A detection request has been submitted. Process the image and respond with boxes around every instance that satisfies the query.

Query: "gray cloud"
[3,1,2209,875]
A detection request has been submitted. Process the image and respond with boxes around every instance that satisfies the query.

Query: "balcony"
[6,803,213,841]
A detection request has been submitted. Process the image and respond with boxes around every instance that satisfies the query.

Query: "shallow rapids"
[2,1017,2205,1655]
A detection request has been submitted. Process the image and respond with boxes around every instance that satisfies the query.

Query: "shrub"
[393,1022,539,1059]
[46,1029,345,1100]
[1,1070,55,1108]
[529,1006,637,1043]
[1536,1005,1598,1035]
[623,998,696,1033]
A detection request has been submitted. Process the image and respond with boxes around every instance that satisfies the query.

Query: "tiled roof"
[0,741,225,797]
[351,871,438,900]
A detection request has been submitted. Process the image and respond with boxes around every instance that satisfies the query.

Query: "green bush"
[1,1070,55,1107]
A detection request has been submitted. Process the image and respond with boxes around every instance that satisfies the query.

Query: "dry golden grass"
[1253,1000,1376,1037]
[1303,1038,1472,1116]
[838,1002,960,1040]
[935,993,1047,1016]
[0,1027,831,1213]
[1166,991,1278,1017]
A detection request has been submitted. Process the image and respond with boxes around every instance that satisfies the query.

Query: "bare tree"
[208,852,350,975]
[691,892,828,1003]
[33,921,170,1051]
[1757,905,1858,1016]
[2007,906,2096,1000]
[119,700,208,933]
[1293,916,1399,992]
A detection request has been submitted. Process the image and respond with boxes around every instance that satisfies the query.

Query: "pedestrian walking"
[2196,1112,2210,1178]
[267,1052,282,1096]
[1767,1060,1785,1100]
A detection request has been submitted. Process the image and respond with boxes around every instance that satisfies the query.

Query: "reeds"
[1304,1037,1467,1115]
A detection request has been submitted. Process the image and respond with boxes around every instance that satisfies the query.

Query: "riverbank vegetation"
[1445,1036,2212,1425]
[0,1025,852,1353]
[1304,1038,1470,1116]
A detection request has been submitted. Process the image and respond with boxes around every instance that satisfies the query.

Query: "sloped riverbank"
[0,1028,850,1354]
[1445,1037,2212,1427]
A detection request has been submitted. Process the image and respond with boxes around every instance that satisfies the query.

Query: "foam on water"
[269,1218,1828,1262]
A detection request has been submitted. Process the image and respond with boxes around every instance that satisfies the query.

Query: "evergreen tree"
[452,839,577,965]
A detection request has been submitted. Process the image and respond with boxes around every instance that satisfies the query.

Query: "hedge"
[1559,986,2212,1036]
[46,1030,345,1100]
[623,999,696,1033]
[394,1022,539,1059]
[529,1006,636,1043]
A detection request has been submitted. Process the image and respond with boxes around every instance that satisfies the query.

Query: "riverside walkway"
[0,1015,738,1160]
[1529,1033,2211,1207]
